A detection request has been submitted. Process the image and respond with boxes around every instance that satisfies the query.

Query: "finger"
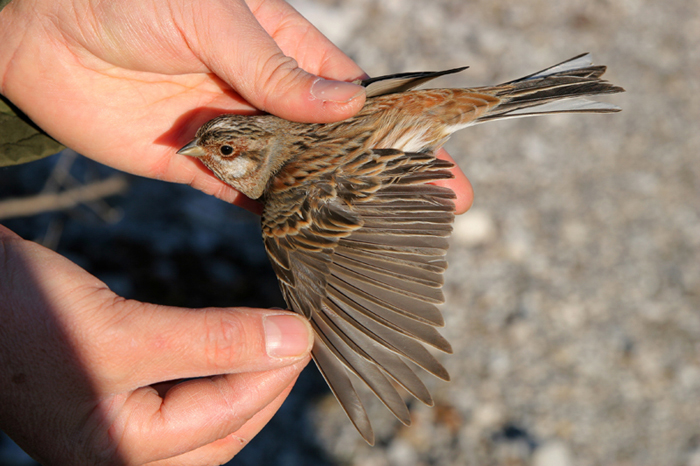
[224,378,296,447]
[114,360,307,464]
[433,148,473,214]
[248,0,367,80]
[103,303,313,389]
[145,378,297,465]
[181,0,366,123]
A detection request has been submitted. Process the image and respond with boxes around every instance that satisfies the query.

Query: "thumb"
[186,1,366,123]
[111,305,314,388]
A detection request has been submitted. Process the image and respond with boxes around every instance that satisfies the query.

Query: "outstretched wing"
[262,148,456,445]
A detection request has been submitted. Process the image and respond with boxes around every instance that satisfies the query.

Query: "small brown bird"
[178,53,623,444]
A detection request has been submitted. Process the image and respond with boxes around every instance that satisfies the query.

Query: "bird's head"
[178,115,283,199]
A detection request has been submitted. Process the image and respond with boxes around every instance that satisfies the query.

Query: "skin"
[0,0,473,464]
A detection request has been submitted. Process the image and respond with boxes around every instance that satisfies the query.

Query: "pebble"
[452,208,497,246]
[532,441,574,466]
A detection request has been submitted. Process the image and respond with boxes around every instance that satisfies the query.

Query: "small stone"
[473,403,505,429]
[687,447,700,466]
[387,439,418,466]
[562,220,589,245]
[532,441,574,466]
[452,208,497,246]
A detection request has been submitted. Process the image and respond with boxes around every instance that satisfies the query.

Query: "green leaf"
[0,96,65,167]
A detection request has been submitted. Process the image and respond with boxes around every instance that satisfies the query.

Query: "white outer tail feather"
[526,53,594,80]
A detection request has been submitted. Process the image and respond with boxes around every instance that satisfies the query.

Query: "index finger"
[434,148,474,214]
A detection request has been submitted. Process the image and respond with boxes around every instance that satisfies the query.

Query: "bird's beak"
[177,139,206,157]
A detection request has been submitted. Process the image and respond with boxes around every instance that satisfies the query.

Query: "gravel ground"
[1,1,698,465]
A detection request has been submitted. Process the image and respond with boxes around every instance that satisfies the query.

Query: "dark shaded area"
[492,423,538,452]
[230,366,335,466]
[0,432,38,466]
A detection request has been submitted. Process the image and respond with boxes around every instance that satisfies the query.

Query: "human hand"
[0,0,472,213]
[0,225,314,465]
[0,1,473,462]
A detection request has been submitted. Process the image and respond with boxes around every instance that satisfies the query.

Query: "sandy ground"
[287,0,700,465]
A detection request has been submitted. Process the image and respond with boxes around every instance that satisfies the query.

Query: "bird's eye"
[220,145,234,156]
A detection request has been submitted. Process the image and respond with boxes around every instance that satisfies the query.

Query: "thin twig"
[0,175,129,220]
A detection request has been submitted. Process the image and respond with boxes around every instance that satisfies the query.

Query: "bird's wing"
[262,148,455,445]
[358,67,469,98]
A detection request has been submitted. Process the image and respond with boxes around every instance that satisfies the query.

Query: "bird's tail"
[474,53,625,122]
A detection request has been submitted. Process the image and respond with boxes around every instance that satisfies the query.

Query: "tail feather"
[476,53,624,121]
[507,53,598,81]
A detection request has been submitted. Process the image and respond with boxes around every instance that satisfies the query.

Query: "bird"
[177,53,624,445]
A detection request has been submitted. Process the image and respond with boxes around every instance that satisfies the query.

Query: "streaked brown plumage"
[178,53,624,444]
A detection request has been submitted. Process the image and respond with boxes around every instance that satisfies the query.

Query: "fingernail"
[264,314,312,359]
[310,78,365,103]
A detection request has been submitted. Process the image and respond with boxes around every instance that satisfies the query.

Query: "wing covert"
[262,148,456,442]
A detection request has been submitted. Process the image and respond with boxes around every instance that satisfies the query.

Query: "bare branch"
[0,175,129,220]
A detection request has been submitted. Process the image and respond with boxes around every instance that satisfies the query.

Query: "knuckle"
[202,310,249,370]
[256,53,305,110]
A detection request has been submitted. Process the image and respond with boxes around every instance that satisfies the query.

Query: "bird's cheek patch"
[219,156,256,179]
